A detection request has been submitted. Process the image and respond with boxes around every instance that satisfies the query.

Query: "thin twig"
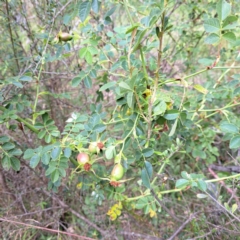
[167,212,200,240]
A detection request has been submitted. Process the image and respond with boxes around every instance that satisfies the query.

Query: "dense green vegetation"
[0,0,240,239]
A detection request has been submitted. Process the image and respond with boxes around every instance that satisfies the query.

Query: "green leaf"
[197,193,208,199]
[229,135,240,149]
[142,148,154,158]
[192,149,206,159]
[64,148,72,158]
[204,33,220,44]
[79,47,88,58]
[126,24,140,34]
[99,82,116,91]
[220,122,238,133]
[119,82,132,91]
[23,149,35,159]
[141,168,151,189]
[232,203,238,214]
[41,152,50,165]
[222,32,236,43]
[85,51,93,64]
[175,179,190,189]
[0,136,9,144]
[45,165,56,176]
[127,92,134,108]
[2,155,11,170]
[163,110,179,120]
[181,171,190,179]
[59,168,66,177]
[153,101,167,116]
[2,142,15,150]
[135,197,148,209]
[132,29,148,52]
[79,1,91,22]
[37,130,46,139]
[51,147,61,160]
[30,155,40,168]
[92,0,100,13]
[51,169,60,183]
[72,76,84,87]
[144,161,153,179]
[93,124,106,133]
[197,180,207,191]
[8,148,22,156]
[222,15,238,30]
[204,18,221,33]
[10,157,20,171]
[193,84,208,94]
[19,75,32,82]
[105,146,115,159]
[169,118,178,137]
[216,0,231,21]
[44,134,52,143]
[84,76,92,88]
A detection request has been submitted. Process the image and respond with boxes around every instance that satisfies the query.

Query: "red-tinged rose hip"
[97,142,104,149]
[77,153,90,165]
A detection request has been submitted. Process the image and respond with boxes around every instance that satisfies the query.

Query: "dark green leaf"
[10,157,20,171]
[79,1,91,22]
[142,148,154,158]
[141,168,151,189]
[144,161,153,179]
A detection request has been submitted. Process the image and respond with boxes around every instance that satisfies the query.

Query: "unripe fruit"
[111,164,124,181]
[58,32,73,42]
[77,153,90,165]
[88,142,98,154]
